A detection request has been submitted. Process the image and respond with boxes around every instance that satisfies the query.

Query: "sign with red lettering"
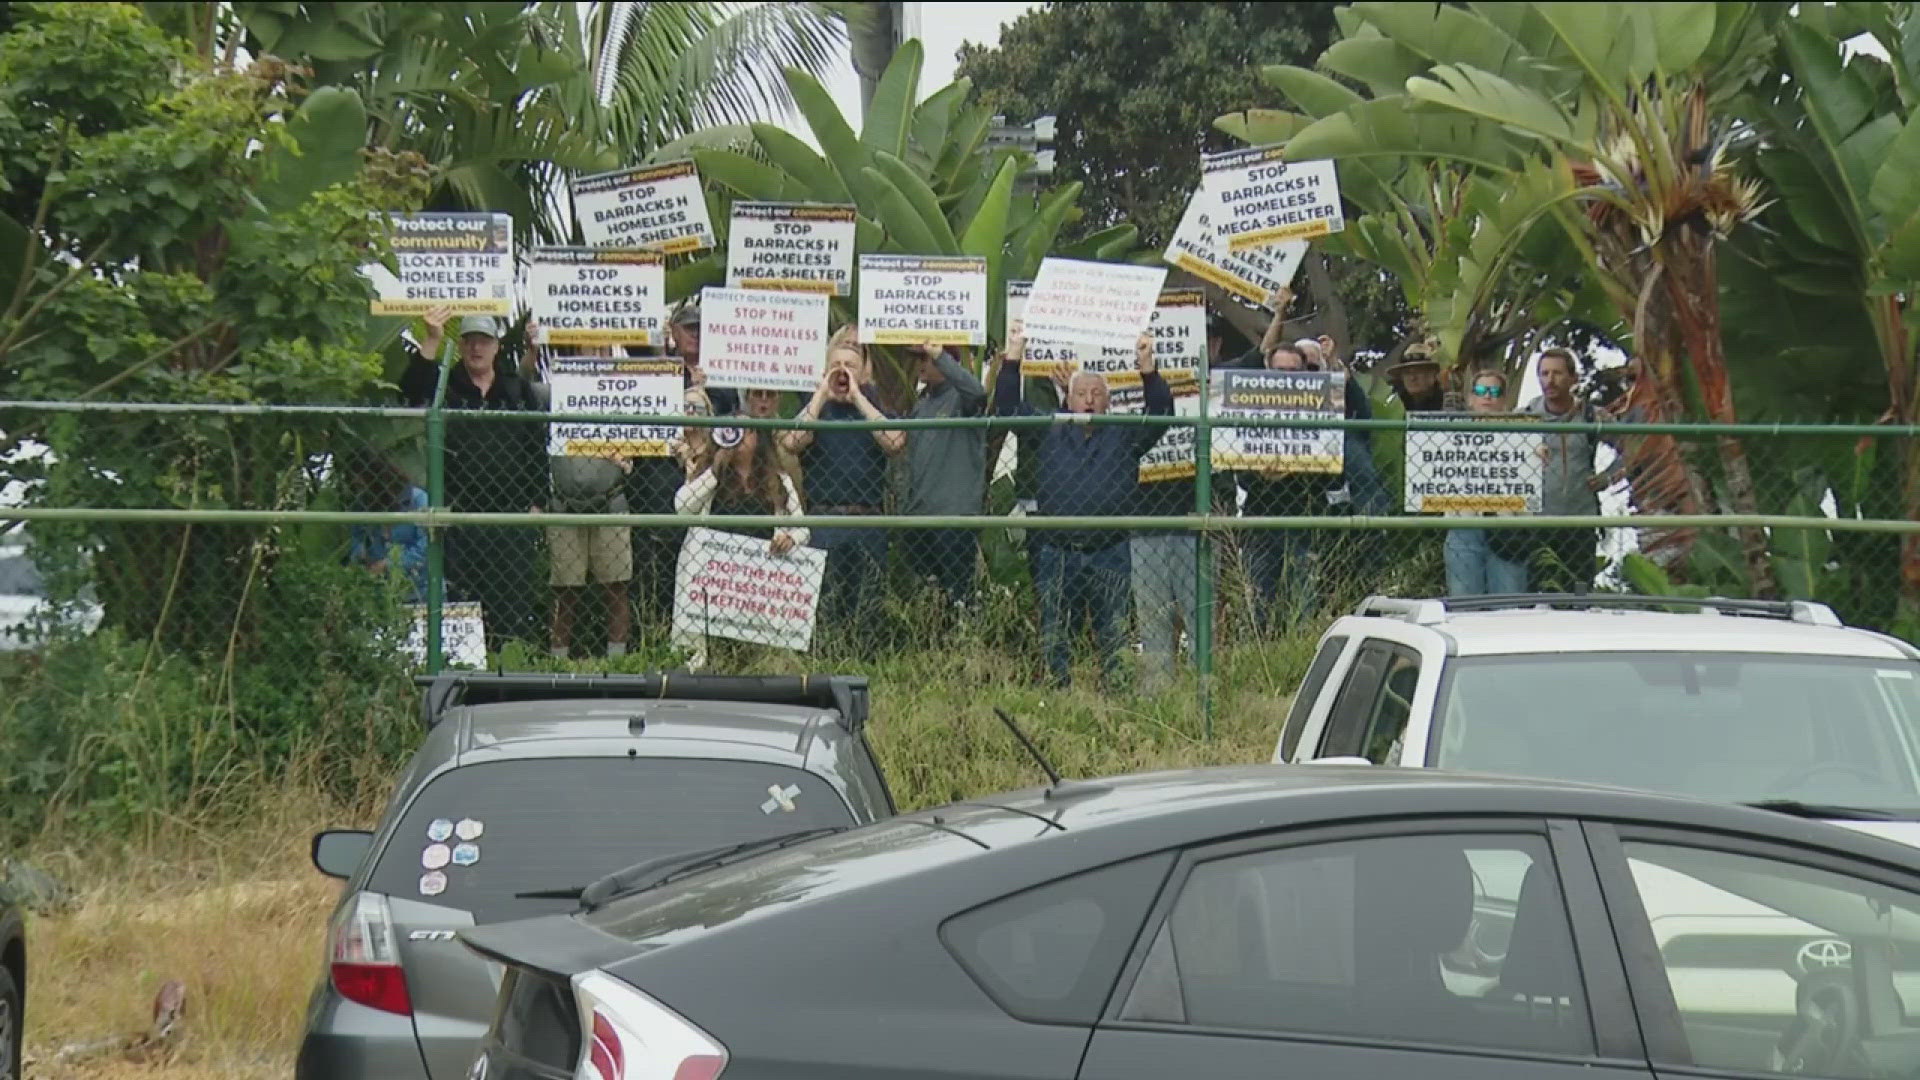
[672,528,825,652]
[697,287,831,392]
[1020,258,1167,350]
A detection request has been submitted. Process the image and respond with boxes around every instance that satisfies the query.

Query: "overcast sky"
[812,1,1044,129]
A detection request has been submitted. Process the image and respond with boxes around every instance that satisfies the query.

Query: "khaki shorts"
[547,525,633,586]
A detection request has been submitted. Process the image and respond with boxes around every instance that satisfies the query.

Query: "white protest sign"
[546,358,680,458]
[405,602,486,669]
[1111,379,1201,483]
[1404,415,1545,514]
[570,160,714,253]
[1163,185,1306,310]
[1020,289,1207,380]
[727,202,857,295]
[1020,258,1167,350]
[1199,145,1343,251]
[672,527,825,652]
[857,255,989,345]
[369,213,514,316]
[1210,368,1344,474]
[529,248,664,347]
[699,287,831,392]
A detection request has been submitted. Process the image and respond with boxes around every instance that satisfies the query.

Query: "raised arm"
[934,347,987,413]
[1131,332,1175,458]
[991,323,1039,418]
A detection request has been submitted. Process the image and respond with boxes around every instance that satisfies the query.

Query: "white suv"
[1273,594,1920,844]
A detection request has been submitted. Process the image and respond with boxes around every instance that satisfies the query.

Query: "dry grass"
[17,642,1307,1079]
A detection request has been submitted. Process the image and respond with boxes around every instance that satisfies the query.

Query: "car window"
[941,853,1173,1024]
[1620,841,1920,1079]
[1280,636,1348,762]
[367,758,856,923]
[1121,833,1592,1055]
[1359,647,1420,764]
[1318,641,1394,758]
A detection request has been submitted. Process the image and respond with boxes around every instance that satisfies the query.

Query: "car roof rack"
[411,672,870,734]
[1353,593,1843,627]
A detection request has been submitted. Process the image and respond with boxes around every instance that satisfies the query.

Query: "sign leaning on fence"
[1210,368,1344,474]
[857,254,989,345]
[529,248,665,346]
[1164,186,1306,309]
[1019,258,1167,350]
[673,527,826,652]
[726,202,857,294]
[698,287,831,392]
[546,358,681,457]
[1199,145,1343,251]
[406,602,487,670]
[1404,414,1545,514]
[368,212,514,316]
[1111,378,1201,482]
[570,160,715,253]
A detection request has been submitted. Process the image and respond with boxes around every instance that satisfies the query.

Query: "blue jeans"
[900,528,977,606]
[1131,534,1198,689]
[1248,529,1315,629]
[1445,528,1529,596]
[1034,539,1130,688]
[812,520,889,628]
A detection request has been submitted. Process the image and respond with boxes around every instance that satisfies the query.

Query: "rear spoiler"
[413,672,871,734]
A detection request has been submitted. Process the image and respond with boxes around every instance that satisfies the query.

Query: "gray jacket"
[903,351,989,516]
[1530,397,1602,517]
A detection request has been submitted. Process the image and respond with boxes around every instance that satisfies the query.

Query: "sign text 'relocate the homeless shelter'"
[698,287,831,392]
[857,254,989,345]
[1013,286,1206,380]
[570,160,714,254]
[1404,414,1545,514]
[1110,378,1201,483]
[1199,145,1343,252]
[726,202,857,295]
[1018,257,1167,350]
[1210,368,1344,474]
[529,248,665,347]
[370,212,514,316]
[673,527,826,652]
[546,358,681,458]
[1164,185,1306,309]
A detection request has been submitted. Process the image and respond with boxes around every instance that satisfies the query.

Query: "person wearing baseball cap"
[397,305,545,651]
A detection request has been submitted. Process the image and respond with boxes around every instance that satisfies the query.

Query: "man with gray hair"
[994,327,1172,691]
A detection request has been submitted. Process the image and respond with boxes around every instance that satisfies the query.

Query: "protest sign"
[698,287,831,392]
[1404,414,1545,514]
[369,212,514,316]
[1210,368,1344,474]
[672,527,826,652]
[529,248,664,347]
[1163,186,1306,309]
[1111,378,1201,483]
[1007,280,1079,372]
[1199,145,1343,251]
[1019,288,1207,380]
[546,358,680,458]
[726,202,856,294]
[405,602,486,670]
[857,254,989,345]
[571,160,714,253]
[1019,258,1167,350]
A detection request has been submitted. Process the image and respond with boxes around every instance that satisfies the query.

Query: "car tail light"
[328,891,412,1015]
[570,970,727,1080]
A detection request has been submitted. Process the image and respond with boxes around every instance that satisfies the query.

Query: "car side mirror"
[1303,756,1373,767]
[312,829,374,879]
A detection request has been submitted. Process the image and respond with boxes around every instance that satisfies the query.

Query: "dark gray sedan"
[296,673,893,1080]
[466,766,1920,1080]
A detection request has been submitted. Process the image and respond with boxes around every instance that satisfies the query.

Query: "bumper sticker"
[419,870,448,897]
[451,842,480,867]
[422,843,451,870]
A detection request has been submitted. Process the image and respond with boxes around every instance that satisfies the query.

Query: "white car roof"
[1345,607,1915,660]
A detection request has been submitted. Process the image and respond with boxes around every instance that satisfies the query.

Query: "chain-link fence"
[4,392,1918,723]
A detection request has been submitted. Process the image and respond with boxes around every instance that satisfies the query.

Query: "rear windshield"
[368,758,856,923]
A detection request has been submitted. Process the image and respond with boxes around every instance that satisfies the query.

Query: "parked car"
[464,766,1920,1080]
[1273,594,1920,840]
[0,895,20,1080]
[0,528,101,651]
[296,672,894,1080]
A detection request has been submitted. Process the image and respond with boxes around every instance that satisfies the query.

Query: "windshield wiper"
[1745,800,1905,821]
[514,826,847,908]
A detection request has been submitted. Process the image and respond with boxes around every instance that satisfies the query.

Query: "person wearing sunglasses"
[1443,370,1531,596]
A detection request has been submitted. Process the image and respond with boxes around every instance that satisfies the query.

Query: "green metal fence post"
[1194,353,1215,741]
[424,355,453,674]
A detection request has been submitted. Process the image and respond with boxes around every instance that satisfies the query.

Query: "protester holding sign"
[782,332,902,630]
[994,327,1172,691]
[902,341,990,608]
[1436,370,1532,596]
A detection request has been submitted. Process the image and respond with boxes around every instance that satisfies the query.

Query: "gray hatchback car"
[296,672,893,1080]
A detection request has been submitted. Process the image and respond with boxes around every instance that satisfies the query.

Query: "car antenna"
[993,708,1109,800]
